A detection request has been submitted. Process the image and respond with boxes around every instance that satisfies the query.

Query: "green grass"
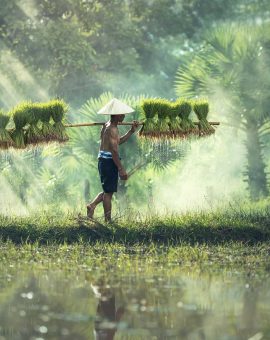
[0,205,270,245]
[0,240,269,273]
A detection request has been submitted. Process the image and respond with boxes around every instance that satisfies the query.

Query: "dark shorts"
[98,158,119,193]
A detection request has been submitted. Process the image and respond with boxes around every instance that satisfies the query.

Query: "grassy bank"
[0,205,270,245]
[1,241,270,270]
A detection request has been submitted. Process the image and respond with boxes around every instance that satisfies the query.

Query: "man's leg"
[87,192,104,218]
[103,192,113,222]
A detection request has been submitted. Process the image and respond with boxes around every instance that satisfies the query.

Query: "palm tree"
[175,23,270,200]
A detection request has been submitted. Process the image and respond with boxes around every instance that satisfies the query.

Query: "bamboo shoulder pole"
[6,121,220,132]
[65,122,220,128]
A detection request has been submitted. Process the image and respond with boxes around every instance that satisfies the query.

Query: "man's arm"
[119,129,133,145]
[119,121,140,145]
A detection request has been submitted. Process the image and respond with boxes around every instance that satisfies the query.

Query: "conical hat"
[97,98,134,115]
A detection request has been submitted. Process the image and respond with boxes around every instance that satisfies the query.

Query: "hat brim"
[97,98,134,115]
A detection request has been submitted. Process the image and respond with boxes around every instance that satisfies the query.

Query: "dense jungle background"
[0,0,270,217]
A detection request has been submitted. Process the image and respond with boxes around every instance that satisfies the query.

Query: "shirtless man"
[87,114,139,222]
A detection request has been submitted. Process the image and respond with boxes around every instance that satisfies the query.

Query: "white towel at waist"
[98,150,113,159]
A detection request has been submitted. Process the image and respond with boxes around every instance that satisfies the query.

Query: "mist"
[151,127,246,214]
[0,1,269,217]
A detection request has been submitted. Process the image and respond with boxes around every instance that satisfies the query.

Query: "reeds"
[5,99,69,149]
[139,97,214,140]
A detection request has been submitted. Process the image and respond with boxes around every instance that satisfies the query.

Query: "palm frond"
[205,25,236,59]
[143,140,187,172]
[175,56,211,98]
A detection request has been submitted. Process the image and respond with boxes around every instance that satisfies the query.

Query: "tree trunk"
[245,120,269,200]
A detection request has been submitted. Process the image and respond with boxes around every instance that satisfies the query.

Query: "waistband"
[98,150,112,159]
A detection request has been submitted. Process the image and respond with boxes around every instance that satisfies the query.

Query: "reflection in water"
[238,284,258,338]
[91,280,125,340]
[0,261,269,339]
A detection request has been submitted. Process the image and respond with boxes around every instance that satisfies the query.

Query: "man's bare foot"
[87,204,95,218]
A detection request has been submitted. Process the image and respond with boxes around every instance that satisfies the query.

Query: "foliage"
[0,0,254,108]
[175,23,270,199]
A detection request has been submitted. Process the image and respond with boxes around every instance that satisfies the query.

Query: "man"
[87,100,139,222]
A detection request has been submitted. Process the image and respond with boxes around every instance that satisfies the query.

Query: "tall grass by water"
[1,202,270,245]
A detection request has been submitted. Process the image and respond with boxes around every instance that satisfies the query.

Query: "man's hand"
[119,168,128,180]
[130,120,140,133]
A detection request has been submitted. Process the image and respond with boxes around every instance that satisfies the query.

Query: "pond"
[0,246,269,340]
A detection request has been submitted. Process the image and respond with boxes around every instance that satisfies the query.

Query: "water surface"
[0,252,269,339]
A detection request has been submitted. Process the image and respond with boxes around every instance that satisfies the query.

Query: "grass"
[0,240,269,273]
[0,205,270,245]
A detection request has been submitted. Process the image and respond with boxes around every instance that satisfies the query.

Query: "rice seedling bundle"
[50,99,69,142]
[193,99,215,135]
[174,99,197,136]
[0,110,14,149]
[10,102,29,148]
[139,99,158,138]
[1,97,218,153]
[140,98,201,140]
[25,103,43,145]
[168,103,183,138]
[140,99,175,139]
[154,99,171,138]
[39,102,58,142]
[7,99,69,149]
